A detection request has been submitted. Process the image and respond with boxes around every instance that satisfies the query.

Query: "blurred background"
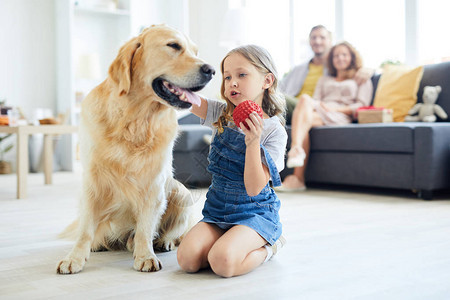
[0,0,449,170]
[1,0,449,118]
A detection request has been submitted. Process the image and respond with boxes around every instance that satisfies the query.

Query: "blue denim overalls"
[200,126,282,245]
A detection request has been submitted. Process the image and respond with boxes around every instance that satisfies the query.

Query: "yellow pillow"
[373,65,424,122]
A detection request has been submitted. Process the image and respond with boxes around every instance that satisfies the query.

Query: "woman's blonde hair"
[214,45,286,132]
[327,41,363,80]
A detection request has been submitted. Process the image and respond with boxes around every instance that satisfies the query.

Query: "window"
[243,0,334,76]
[342,0,405,68]
[418,0,450,64]
[242,0,291,75]
[291,0,335,68]
[221,0,447,77]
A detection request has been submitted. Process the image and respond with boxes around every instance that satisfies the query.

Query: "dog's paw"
[133,255,162,272]
[154,238,180,252]
[56,257,86,274]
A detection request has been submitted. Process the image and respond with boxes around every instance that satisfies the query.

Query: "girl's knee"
[207,246,236,278]
[177,242,203,273]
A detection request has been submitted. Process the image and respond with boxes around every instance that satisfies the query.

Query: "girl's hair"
[214,45,286,132]
[326,41,363,79]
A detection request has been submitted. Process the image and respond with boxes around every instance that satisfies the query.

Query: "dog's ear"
[108,38,142,96]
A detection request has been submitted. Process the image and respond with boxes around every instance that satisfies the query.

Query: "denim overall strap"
[260,144,282,187]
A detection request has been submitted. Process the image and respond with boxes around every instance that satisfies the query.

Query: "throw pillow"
[373,65,424,122]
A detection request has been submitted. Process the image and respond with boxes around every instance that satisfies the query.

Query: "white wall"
[0,0,227,121]
[0,0,226,171]
[0,0,56,120]
[188,0,229,99]
[131,0,188,35]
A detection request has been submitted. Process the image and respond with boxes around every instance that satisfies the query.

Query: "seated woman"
[277,41,373,192]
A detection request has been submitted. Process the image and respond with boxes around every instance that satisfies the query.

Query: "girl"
[177,45,288,278]
[277,41,373,192]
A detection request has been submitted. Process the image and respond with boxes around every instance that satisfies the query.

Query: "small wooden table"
[0,125,78,199]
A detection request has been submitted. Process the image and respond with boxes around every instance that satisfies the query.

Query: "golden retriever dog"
[56,25,214,274]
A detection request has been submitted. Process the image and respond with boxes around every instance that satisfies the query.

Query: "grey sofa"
[173,61,450,199]
[173,121,212,188]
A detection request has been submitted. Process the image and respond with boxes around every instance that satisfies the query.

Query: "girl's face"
[222,52,272,107]
[332,45,352,71]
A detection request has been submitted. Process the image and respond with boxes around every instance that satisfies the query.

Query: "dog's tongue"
[181,89,201,107]
[163,81,201,107]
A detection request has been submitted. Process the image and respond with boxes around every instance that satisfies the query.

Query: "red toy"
[233,100,264,130]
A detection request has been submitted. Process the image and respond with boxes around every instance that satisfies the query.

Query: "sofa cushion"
[373,65,424,122]
[371,61,450,122]
[178,112,202,125]
[307,123,417,153]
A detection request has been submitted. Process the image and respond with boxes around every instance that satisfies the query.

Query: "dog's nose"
[201,64,215,77]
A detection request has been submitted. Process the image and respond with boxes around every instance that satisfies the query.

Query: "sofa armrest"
[173,124,212,186]
[414,123,450,190]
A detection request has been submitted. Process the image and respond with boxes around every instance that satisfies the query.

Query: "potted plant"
[0,134,13,174]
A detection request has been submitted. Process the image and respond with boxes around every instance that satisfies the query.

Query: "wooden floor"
[1,168,450,299]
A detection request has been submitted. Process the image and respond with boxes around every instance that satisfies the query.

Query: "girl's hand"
[240,112,264,147]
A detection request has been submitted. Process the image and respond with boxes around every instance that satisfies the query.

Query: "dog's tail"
[58,220,79,240]
[166,177,199,208]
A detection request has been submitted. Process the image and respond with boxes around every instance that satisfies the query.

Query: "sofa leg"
[418,190,433,201]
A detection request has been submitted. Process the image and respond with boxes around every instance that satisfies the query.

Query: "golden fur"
[57,25,214,274]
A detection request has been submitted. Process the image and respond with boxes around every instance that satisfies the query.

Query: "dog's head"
[108,24,215,109]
